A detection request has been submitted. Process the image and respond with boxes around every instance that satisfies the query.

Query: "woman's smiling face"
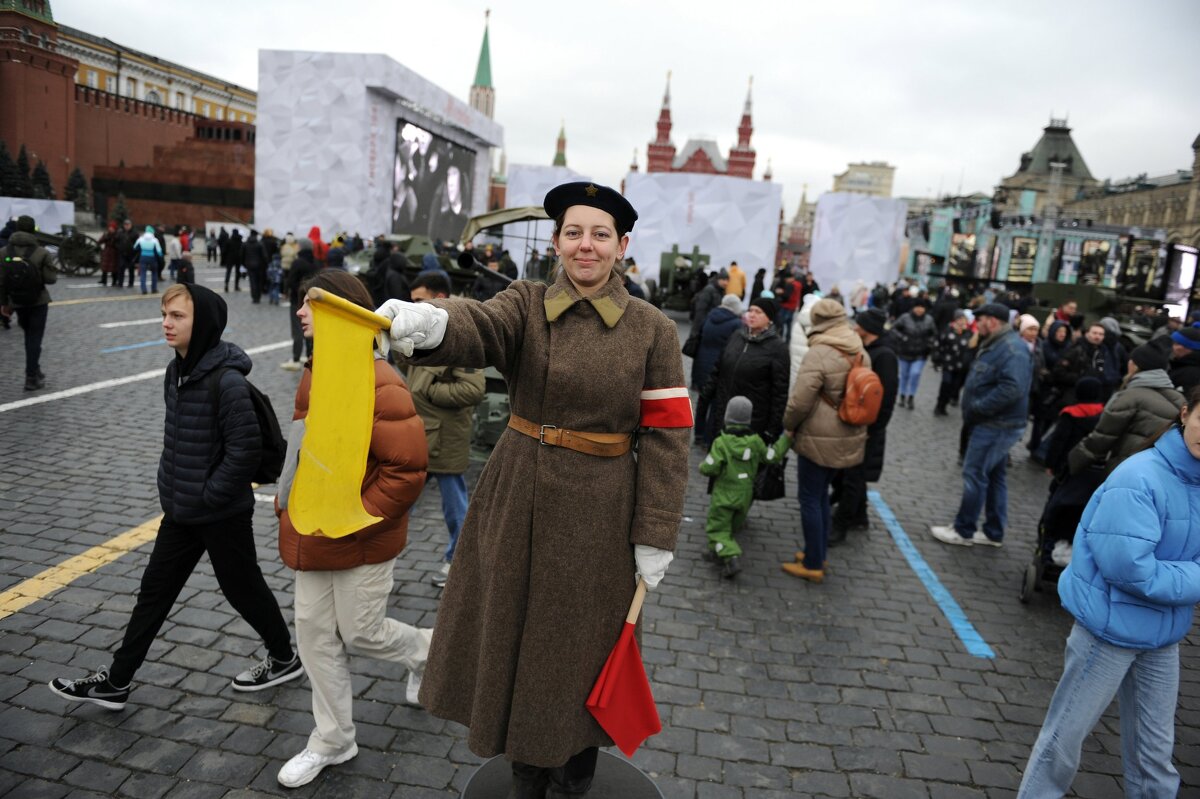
[552,206,629,296]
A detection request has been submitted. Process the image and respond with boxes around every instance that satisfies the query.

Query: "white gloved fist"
[634,544,674,590]
[375,299,449,355]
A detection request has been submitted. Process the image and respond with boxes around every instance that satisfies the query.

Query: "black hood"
[178,283,228,378]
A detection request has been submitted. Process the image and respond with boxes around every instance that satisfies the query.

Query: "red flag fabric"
[586,582,661,756]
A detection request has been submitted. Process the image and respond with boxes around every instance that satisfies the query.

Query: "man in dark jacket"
[114,218,139,287]
[0,215,57,390]
[224,230,244,293]
[280,240,319,370]
[931,303,1032,547]
[691,269,728,330]
[1168,328,1200,393]
[49,283,302,710]
[692,294,743,443]
[242,230,267,303]
[831,308,899,543]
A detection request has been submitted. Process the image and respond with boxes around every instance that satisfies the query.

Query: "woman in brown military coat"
[379,182,691,796]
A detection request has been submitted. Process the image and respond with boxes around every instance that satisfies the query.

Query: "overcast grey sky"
[57,0,1200,215]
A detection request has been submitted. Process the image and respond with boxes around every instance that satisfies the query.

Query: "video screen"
[392,120,476,243]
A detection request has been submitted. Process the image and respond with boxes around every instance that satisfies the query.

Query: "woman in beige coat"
[780,299,870,583]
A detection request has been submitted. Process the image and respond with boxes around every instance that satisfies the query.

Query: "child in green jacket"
[700,396,791,578]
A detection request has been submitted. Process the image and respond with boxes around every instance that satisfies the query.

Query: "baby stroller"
[1019,465,1105,603]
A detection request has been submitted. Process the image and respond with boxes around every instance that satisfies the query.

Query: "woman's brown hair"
[300,269,374,311]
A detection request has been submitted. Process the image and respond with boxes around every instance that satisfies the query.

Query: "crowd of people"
[10,192,1198,796]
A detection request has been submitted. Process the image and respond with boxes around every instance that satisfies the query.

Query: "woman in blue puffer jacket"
[1018,384,1200,798]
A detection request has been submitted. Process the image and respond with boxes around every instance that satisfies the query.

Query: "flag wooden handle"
[626,579,647,624]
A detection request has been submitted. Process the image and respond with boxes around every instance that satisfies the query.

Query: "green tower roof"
[473,17,492,89]
[1,0,54,23]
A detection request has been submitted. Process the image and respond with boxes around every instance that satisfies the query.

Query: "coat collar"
[543,269,629,328]
[1156,428,1200,485]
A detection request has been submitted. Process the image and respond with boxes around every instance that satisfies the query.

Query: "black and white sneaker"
[48,666,130,710]
[232,653,305,692]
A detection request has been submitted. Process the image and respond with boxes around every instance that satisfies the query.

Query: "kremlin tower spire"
[727,75,756,178]
[469,10,494,118]
[646,71,676,172]
[553,121,567,167]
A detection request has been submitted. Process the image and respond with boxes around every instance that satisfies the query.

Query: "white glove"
[375,299,449,356]
[634,545,673,590]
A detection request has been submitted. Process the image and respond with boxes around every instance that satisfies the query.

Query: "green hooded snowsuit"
[699,429,790,558]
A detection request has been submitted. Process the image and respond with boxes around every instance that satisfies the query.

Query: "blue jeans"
[953,424,1024,540]
[430,473,468,563]
[777,309,795,343]
[1018,623,1180,798]
[138,256,158,293]
[796,455,834,570]
[898,358,926,397]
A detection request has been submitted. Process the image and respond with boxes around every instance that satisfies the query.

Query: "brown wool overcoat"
[410,270,690,767]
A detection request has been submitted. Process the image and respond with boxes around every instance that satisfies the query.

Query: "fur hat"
[724,396,753,428]
[809,298,848,327]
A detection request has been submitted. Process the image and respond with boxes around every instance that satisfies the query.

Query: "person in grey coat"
[1068,343,1185,476]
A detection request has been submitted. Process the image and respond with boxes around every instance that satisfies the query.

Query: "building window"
[126,77,137,97]
[215,107,224,120]
[105,76,116,93]
[146,89,161,105]
[87,70,98,88]
[175,92,185,109]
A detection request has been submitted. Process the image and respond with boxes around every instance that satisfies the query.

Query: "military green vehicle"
[1029,282,1159,350]
[651,245,711,311]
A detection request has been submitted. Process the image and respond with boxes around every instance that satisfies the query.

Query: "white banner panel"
[0,198,75,234]
[623,172,783,287]
[809,193,907,305]
[504,164,587,267]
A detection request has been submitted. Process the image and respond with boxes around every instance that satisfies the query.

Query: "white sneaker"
[279,360,301,371]
[277,744,358,788]
[430,561,450,587]
[406,665,424,706]
[930,525,973,546]
[971,532,1003,548]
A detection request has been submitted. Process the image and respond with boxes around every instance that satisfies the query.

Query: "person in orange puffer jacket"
[275,268,430,788]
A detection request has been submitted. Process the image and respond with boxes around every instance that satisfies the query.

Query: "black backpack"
[206,367,288,484]
[3,243,44,305]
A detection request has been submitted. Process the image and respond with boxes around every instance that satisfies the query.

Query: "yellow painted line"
[51,294,165,307]
[0,516,161,621]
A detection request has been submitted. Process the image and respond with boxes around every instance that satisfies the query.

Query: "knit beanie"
[1171,328,1200,351]
[720,294,742,313]
[749,297,778,321]
[1131,343,1168,372]
[856,308,887,336]
[1018,314,1040,331]
[724,396,753,428]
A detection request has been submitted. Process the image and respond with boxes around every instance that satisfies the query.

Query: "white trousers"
[294,560,432,754]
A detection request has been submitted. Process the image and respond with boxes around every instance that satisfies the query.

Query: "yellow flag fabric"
[288,288,392,538]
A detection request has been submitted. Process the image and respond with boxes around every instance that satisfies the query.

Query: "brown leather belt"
[507,413,633,457]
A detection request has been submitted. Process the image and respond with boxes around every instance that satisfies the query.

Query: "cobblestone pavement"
[1,266,1196,798]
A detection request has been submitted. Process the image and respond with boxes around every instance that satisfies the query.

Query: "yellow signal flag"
[288,288,392,538]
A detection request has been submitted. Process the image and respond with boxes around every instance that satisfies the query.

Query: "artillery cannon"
[652,245,710,311]
[27,227,101,276]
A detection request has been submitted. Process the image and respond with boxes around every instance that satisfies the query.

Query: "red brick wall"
[73,86,196,187]
[119,198,251,232]
[0,37,78,194]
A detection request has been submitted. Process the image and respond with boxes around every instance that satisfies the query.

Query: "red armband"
[640,387,693,428]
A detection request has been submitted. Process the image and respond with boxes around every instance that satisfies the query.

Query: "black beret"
[544,182,638,235]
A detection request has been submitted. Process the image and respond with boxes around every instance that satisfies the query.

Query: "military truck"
[651,245,711,311]
[1029,282,1159,350]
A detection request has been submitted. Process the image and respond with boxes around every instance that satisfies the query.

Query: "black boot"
[546,748,598,798]
[24,373,45,391]
[721,556,742,579]
[933,404,947,416]
[509,762,548,799]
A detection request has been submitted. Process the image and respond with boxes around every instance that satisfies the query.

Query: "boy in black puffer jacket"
[49,283,302,710]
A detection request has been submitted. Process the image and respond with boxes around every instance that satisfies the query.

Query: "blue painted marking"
[868,490,995,659]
